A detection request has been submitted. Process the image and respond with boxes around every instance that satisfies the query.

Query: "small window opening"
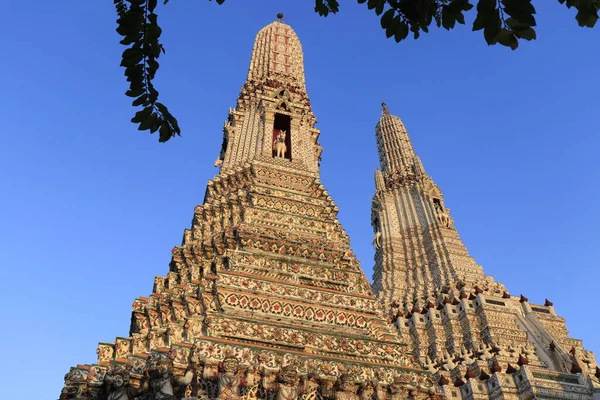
[272,113,291,160]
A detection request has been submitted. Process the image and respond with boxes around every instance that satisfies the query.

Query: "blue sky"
[1,1,599,398]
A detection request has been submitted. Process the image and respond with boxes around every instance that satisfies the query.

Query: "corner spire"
[375,104,425,178]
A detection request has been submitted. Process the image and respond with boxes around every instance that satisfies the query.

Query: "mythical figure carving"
[478,342,494,361]
[440,350,456,371]
[435,206,452,228]
[460,346,475,365]
[137,352,193,400]
[388,377,410,400]
[374,384,388,400]
[424,356,439,374]
[105,364,134,400]
[274,130,287,158]
[359,381,375,400]
[277,365,301,400]
[301,373,321,400]
[217,354,244,400]
[60,369,89,400]
[335,374,359,400]
[372,231,382,250]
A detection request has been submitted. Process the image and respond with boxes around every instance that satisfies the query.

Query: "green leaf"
[483,9,501,44]
[442,7,456,30]
[394,21,409,42]
[159,122,171,142]
[132,94,149,107]
[146,24,162,40]
[122,48,143,59]
[125,88,145,98]
[381,8,395,28]
[375,0,385,15]
[149,116,161,133]
[495,28,518,49]
[131,106,153,123]
[514,27,536,40]
[138,112,158,131]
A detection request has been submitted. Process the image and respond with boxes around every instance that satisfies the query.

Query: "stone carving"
[459,346,475,365]
[388,377,410,400]
[217,354,244,400]
[478,342,494,361]
[60,369,89,400]
[277,365,301,400]
[138,352,194,400]
[372,231,382,250]
[434,205,452,228]
[301,373,321,400]
[272,129,287,159]
[335,374,359,400]
[358,381,375,400]
[424,356,439,374]
[105,364,134,400]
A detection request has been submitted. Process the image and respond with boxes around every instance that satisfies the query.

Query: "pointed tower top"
[381,101,390,116]
[247,18,306,90]
[375,105,425,176]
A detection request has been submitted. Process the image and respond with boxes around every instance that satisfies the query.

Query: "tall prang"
[59,18,440,400]
[371,103,600,400]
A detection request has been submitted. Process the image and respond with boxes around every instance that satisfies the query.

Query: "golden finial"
[277,13,284,22]
[381,101,390,115]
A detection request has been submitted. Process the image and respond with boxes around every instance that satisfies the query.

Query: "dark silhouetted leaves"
[115,0,180,142]
[113,0,598,143]
[558,0,599,28]
[315,0,340,16]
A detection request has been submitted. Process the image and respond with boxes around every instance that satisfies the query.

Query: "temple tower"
[371,104,600,399]
[215,19,322,173]
[59,18,437,400]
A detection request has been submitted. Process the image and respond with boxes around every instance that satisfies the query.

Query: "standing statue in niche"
[372,218,382,250]
[372,231,382,250]
[274,130,287,158]
[434,200,452,228]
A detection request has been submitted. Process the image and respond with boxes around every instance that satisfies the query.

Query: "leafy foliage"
[114,0,598,142]
[114,0,179,142]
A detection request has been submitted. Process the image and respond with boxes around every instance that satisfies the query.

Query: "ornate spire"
[246,19,306,91]
[381,101,390,116]
[215,20,321,173]
[375,104,425,178]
